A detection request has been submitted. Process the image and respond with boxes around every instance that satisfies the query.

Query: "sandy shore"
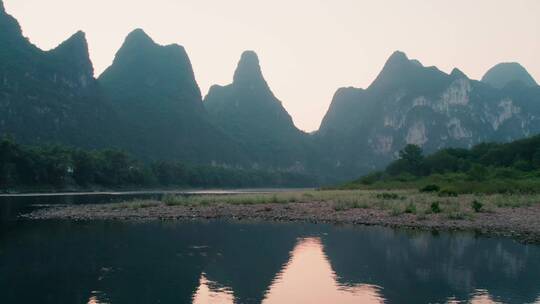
[23,199,540,244]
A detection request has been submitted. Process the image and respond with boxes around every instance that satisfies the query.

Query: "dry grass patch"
[110,200,161,210]
[149,190,540,219]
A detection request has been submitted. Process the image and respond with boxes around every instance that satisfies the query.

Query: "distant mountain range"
[99,29,246,164]
[1,1,539,183]
[317,51,540,179]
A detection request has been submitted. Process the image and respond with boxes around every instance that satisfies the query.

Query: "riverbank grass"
[152,190,540,219]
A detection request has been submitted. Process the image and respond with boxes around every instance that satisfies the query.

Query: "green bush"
[390,205,404,216]
[343,135,540,195]
[405,202,417,214]
[376,192,400,200]
[420,184,440,193]
[431,201,442,213]
[492,167,522,179]
[438,189,458,197]
[358,171,383,185]
[467,164,489,181]
[471,200,483,213]
[447,212,468,220]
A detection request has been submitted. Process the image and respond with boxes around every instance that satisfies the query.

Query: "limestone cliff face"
[317,51,540,179]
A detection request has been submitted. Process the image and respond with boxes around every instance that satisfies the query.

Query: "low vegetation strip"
[0,136,315,192]
[24,190,540,244]
[338,135,540,194]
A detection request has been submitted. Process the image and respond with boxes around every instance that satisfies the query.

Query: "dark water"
[1,193,540,303]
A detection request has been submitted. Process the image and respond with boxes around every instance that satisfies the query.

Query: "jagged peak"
[51,30,90,59]
[0,0,22,34]
[368,50,430,90]
[126,28,152,40]
[379,50,420,73]
[122,28,156,48]
[233,50,267,87]
[450,68,468,79]
[207,84,225,93]
[240,50,260,63]
[100,27,201,101]
[334,86,365,98]
[482,62,538,89]
[115,28,189,60]
[48,30,94,77]
[327,87,365,110]
[164,42,188,55]
[388,50,409,62]
[410,59,423,67]
[109,29,158,67]
[72,30,86,40]
[55,31,88,49]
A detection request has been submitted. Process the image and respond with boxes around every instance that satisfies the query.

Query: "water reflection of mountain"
[2,218,540,304]
[200,221,301,304]
[321,225,540,303]
[262,237,384,304]
[0,221,207,304]
[0,220,305,304]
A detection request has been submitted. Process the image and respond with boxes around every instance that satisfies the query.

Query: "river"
[1,192,540,303]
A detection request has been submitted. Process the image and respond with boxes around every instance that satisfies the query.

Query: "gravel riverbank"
[23,193,540,243]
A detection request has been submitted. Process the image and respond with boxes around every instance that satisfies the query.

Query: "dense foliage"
[0,137,315,191]
[343,135,540,193]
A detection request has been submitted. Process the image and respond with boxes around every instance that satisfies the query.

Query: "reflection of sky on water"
[192,237,384,304]
[193,274,235,304]
[86,291,110,304]
[262,237,383,304]
[191,236,519,304]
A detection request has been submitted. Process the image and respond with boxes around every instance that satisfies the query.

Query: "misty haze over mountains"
[1,2,539,183]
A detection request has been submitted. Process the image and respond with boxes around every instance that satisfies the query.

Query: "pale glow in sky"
[4,0,540,132]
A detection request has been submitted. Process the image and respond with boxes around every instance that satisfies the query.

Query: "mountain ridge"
[482,62,538,89]
[204,51,312,170]
[1,3,540,183]
[99,28,247,164]
[316,50,540,180]
[0,3,117,149]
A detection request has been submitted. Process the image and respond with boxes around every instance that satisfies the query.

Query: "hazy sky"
[4,0,540,132]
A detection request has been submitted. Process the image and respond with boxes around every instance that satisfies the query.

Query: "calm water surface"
[1,192,540,304]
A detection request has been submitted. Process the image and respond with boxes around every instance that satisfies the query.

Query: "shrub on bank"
[420,184,440,193]
[438,189,458,197]
[471,200,483,213]
[376,192,401,200]
[430,201,442,214]
[340,135,540,194]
